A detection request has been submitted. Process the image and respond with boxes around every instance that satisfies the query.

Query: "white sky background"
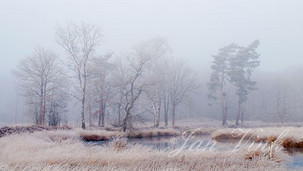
[0,0,303,123]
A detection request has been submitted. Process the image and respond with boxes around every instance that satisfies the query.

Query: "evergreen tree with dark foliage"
[208,43,239,126]
[228,40,260,126]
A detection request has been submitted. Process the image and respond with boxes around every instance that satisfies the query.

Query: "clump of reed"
[243,144,290,163]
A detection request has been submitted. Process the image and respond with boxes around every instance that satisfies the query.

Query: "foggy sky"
[1,0,303,123]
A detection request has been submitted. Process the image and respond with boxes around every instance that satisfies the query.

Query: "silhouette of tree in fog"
[208,43,239,126]
[228,40,260,126]
[13,47,66,126]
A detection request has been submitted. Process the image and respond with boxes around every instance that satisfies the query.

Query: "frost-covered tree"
[144,38,170,127]
[118,54,151,132]
[113,38,169,131]
[56,22,102,129]
[167,59,197,127]
[13,47,66,125]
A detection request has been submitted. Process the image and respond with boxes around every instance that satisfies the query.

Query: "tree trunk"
[98,101,103,127]
[98,111,101,127]
[154,109,159,127]
[153,105,157,127]
[118,104,121,126]
[39,101,43,125]
[221,102,225,126]
[122,120,127,132]
[236,102,241,126]
[35,107,39,125]
[156,101,161,127]
[89,102,92,127]
[81,96,86,129]
[164,97,169,126]
[98,90,106,127]
[223,106,227,125]
[152,101,160,127]
[122,112,129,132]
[241,111,244,126]
[101,103,105,127]
[39,85,44,125]
[164,111,168,126]
[42,82,47,125]
[220,83,226,126]
[157,94,161,127]
[172,104,175,127]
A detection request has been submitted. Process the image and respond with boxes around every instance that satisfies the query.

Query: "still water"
[86,136,303,169]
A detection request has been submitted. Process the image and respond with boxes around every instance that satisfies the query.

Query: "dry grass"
[77,127,182,141]
[181,127,217,137]
[0,129,288,171]
[126,128,181,138]
[211,127,303,148]
[150,118,303,129]
[212,128,251,141]
[0,125,72,137]
[76,128,122,141]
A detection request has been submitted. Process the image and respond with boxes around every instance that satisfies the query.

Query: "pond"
[286,148,303,169]
[85,136,303,170]
[85,135,237,151]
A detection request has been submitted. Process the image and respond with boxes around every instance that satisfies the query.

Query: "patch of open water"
[85,136,303,170]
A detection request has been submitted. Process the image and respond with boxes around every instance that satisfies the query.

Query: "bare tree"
[48,87,68,126]
[112,47,155,131]
[13,47,65,125]
[143,38,170,127]
[56,22,102,129]
[118,55,150,132]
[167,59,198,127]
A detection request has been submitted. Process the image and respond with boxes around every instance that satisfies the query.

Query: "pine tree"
[228,40,260,126]
[208,43,239,126]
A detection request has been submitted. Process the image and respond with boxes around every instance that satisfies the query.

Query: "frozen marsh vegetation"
[0,128,293,171]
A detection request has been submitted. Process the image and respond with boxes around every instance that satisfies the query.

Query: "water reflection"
[129,136,217,150]
[85,136,303,169]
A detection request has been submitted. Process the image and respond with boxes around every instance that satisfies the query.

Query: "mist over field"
[1,1,303,170]
[1,0,303,125]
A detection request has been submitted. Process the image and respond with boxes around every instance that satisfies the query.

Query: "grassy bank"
[0,130,286,171]
[211,127,303,148]
[78,127,181,141]
[0,125,72,137]
[79,127,218,141]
